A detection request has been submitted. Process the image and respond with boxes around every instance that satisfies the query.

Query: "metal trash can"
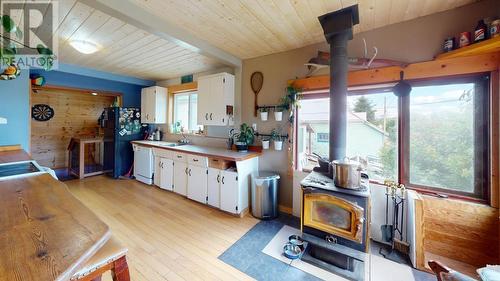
[251,171,280,219]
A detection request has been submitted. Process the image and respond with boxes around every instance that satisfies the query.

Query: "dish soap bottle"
[474,19,487,42]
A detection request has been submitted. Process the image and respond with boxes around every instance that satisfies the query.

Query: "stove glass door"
[303,193,364,243]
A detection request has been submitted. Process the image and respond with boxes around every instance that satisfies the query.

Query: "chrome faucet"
[179,132,191,144]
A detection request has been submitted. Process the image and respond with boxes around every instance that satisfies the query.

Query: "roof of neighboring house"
[299,110,388,136]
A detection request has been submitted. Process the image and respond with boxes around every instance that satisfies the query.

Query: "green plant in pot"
[271,128,284,151]
[259,107,269,121]
[234,123,254,152]
[279,85,302,123]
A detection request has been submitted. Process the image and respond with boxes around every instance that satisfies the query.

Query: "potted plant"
[259,107,269,121]
[234,123,255,152]
[274,106,284,121]
[261,138,270,150]
[278,86,302,123]
[271,128,284,151]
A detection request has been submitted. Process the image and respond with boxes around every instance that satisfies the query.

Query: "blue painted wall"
[0,70,30,150]
[30,68,152,107]
[0,64,155,152]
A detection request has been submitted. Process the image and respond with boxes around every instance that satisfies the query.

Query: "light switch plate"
[0,117,7,124]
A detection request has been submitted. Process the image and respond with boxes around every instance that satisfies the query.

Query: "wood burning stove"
[300,171,370,281]
[298,4,367,280]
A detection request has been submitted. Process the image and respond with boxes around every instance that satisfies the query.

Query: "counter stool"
[71,236,130,281]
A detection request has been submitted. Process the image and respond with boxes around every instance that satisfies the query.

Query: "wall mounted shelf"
[256,105,286,111]
[435,36,500,60]
[254,132,289,140]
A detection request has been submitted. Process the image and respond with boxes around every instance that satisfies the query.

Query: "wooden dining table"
[0,150,111,281]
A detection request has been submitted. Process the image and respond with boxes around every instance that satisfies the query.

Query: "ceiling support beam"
[79,0,242,68]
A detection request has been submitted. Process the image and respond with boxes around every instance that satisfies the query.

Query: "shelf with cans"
[438,17,500,59]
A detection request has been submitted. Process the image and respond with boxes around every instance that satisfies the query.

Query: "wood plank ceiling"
[130,0,480,59]
[13,0,225,81]
[12,0,480,80]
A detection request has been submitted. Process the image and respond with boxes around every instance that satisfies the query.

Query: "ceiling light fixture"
[91,92,98,96]
[69,40,100,54]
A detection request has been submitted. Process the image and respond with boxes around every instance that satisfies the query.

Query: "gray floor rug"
[218,214,436,281]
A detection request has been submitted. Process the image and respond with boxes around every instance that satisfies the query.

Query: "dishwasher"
[133,144,153,185]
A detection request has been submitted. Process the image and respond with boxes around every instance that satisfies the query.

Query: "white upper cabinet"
[197,72,235,126]
[141,86,167,124]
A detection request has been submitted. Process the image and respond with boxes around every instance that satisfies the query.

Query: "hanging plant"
[279,85,302,111]
[278,85,302,124]
[0,15,55,77]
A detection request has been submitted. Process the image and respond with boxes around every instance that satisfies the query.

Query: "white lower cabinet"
[187,165,208,204]
[149,147,259,216]
[219,170,239,214]
[160,158,174,191]
[173,161,188,196]
[207,168,221,208]
[154,156,161,187]
[154,157,173,191]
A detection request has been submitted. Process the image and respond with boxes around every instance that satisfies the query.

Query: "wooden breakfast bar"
[0,149,129,281]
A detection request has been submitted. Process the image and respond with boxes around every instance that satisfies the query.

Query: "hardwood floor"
[66,176,259,281]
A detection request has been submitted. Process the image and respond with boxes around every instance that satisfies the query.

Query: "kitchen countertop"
[0,150,111,281]
[132,140,261,161]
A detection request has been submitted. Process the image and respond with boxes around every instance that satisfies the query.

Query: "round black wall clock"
[32,104,54,121]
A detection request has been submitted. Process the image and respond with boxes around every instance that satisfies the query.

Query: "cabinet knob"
[217,174,220,183]
[188,169,192,176]
[185,167,188,175]
[205,113,208,120]
[209,113,213,120]
[222,176,225,184]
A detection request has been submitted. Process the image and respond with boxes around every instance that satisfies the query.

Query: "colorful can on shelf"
[443,37,455,52]
[459,32,471,48]
[491,19,500,38]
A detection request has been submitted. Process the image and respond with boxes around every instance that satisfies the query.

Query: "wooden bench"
[71,237,130,281]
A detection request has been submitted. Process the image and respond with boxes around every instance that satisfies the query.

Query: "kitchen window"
[173,91,202,133]
[296,74,490,200]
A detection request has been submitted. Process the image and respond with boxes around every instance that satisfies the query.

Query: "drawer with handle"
[208,158,233,170]
[153,148,173,159]
[173,153,187,162]
[189,155,208,167]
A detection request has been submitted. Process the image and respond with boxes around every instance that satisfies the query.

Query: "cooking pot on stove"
[330,158,367,189]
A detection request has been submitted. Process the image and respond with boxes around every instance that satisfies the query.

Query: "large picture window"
[403,76,489,199]
[296,74,490,200]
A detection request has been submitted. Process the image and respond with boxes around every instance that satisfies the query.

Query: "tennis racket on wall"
[251,71,263,117]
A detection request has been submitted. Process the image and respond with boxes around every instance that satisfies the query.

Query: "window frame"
[295,73,491,202]
[399,74,490,202]
[172,90,200,134]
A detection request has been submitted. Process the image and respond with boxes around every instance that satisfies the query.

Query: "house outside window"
[317,133,329,143]
[296,92,397,183]
[173,91,202,133]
